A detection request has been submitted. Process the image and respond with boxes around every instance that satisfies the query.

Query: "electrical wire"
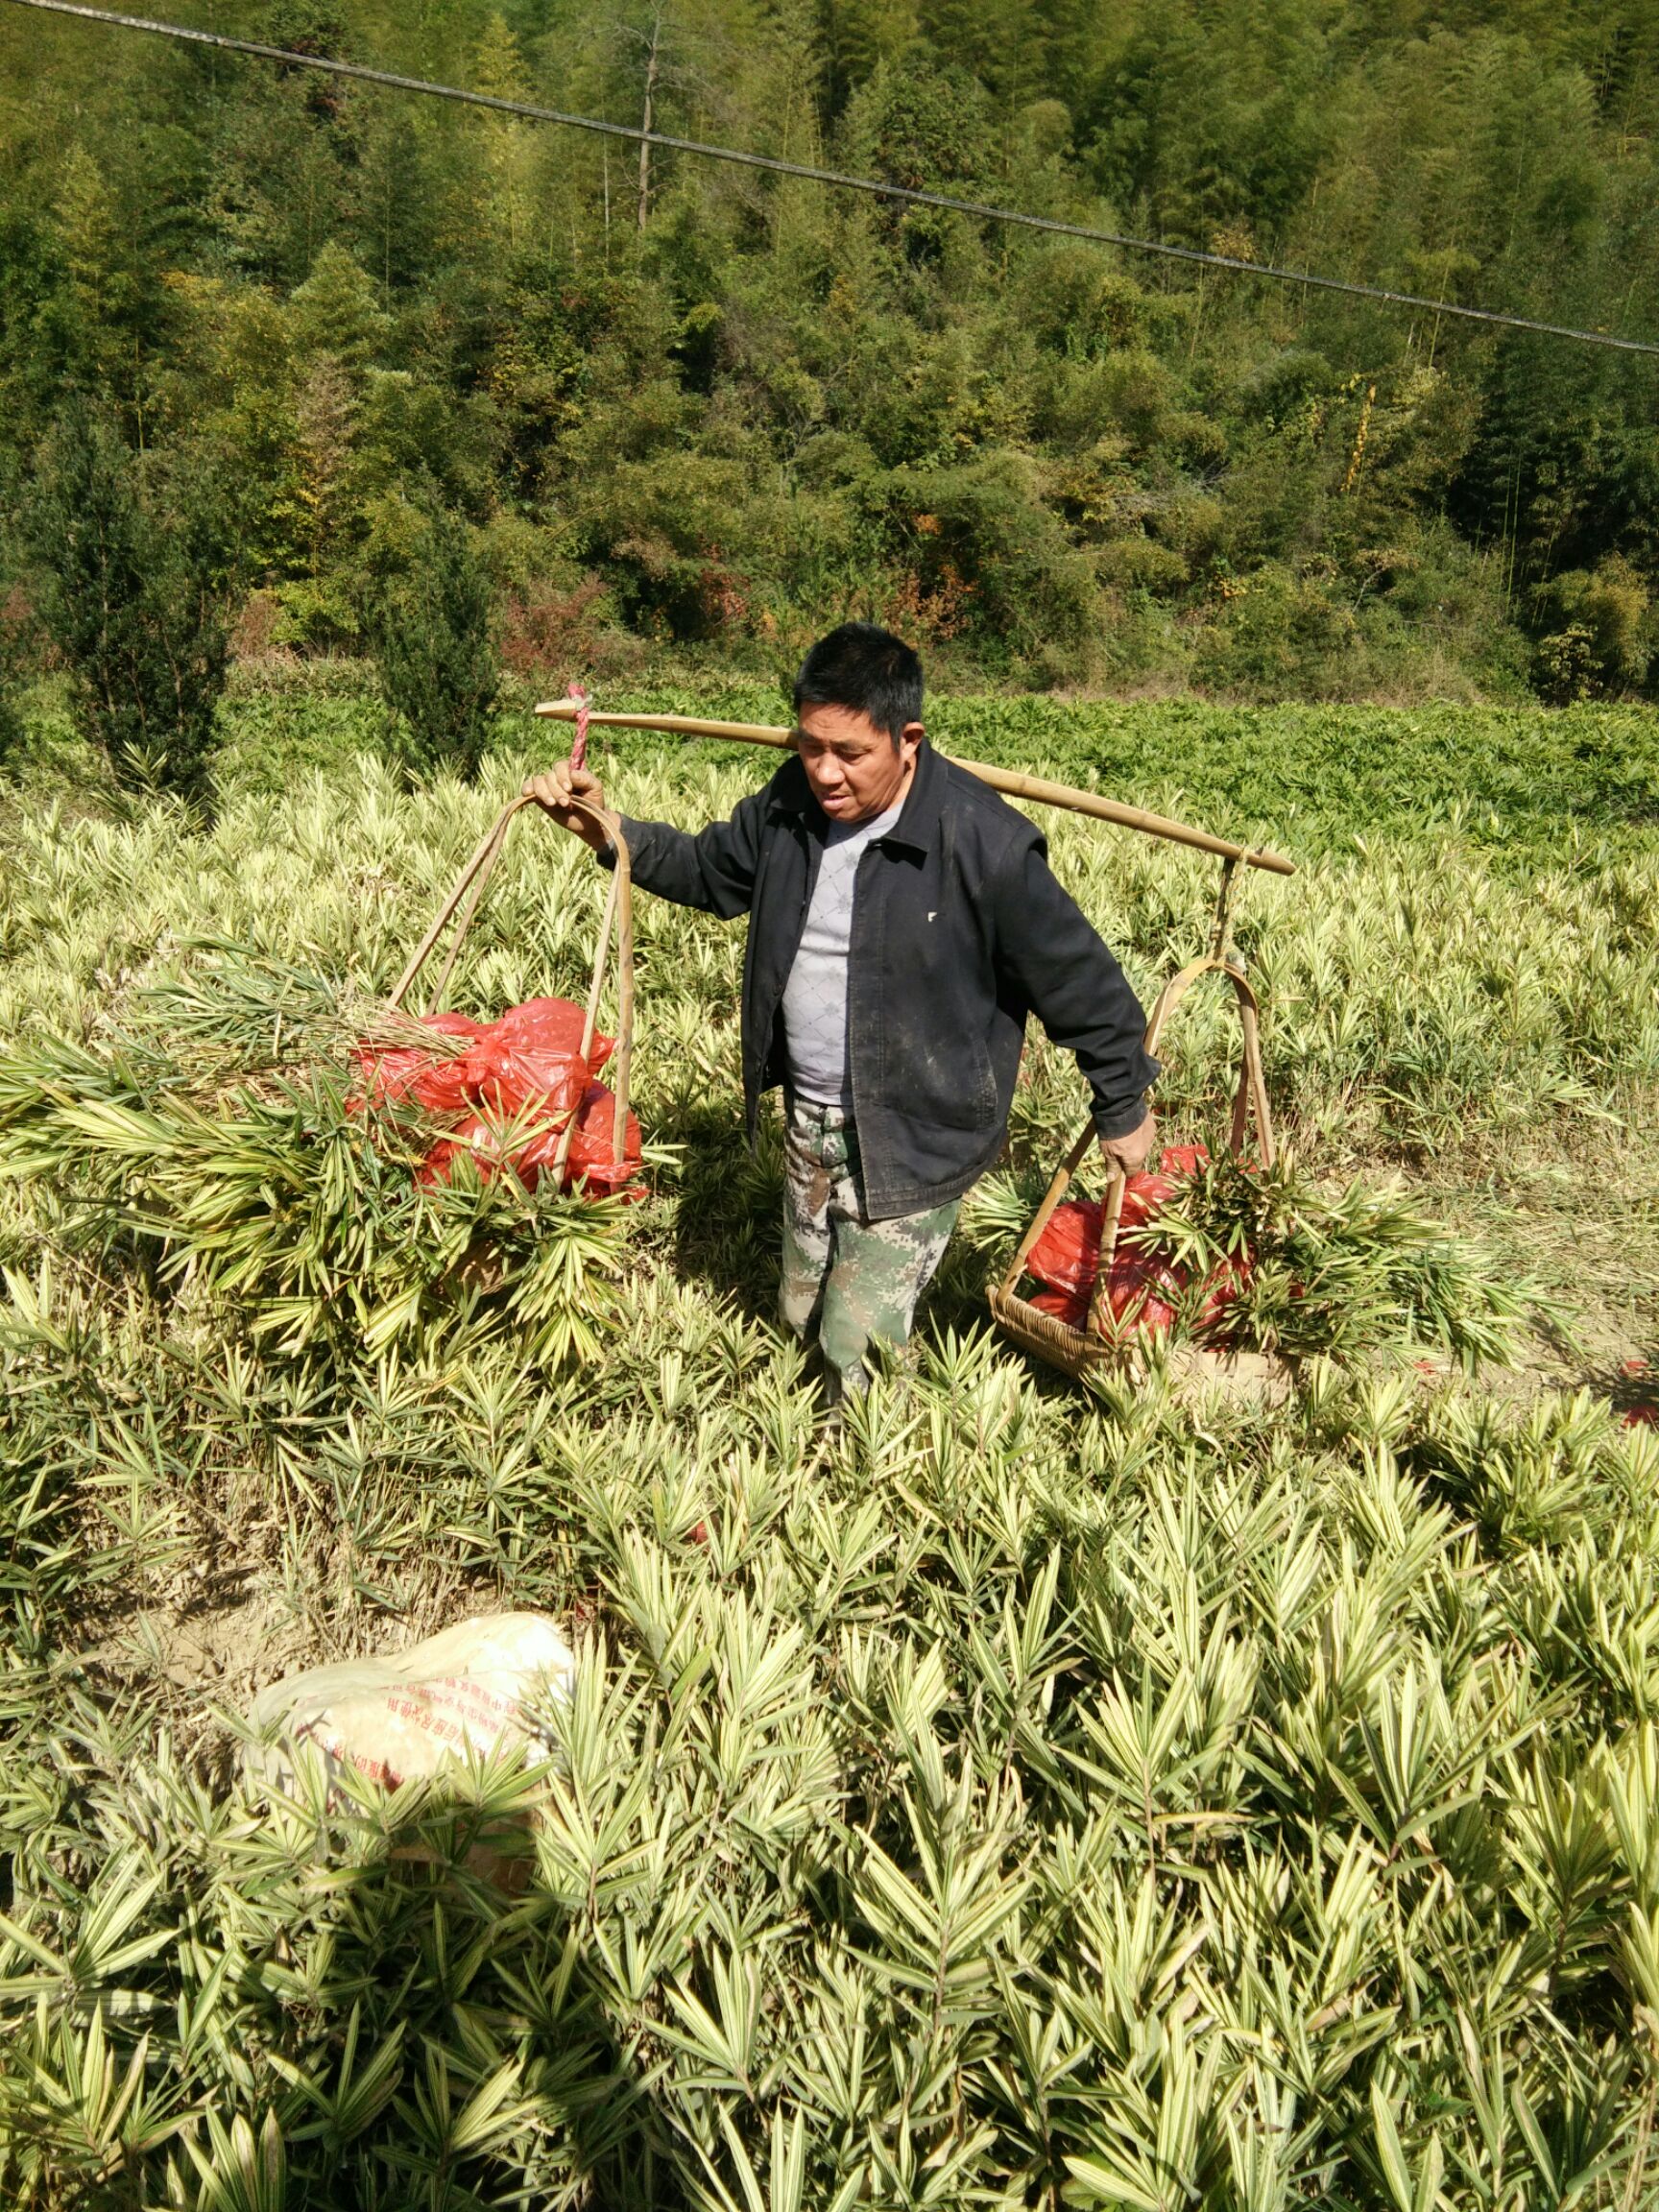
[7,0,1659,358]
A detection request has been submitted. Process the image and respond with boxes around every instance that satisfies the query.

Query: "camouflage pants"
[780,1100,960,1404]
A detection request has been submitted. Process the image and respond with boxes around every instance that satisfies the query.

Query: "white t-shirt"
[781,798,905,1108]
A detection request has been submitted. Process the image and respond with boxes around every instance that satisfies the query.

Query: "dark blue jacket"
[613,739,1158,1218]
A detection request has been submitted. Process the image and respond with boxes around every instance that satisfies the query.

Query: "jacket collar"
[884,738,944,854]
[770,737,945,854]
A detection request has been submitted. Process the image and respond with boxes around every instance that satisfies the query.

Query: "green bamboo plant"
[2,729,1658,2208]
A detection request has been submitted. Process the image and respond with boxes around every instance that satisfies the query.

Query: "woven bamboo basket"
[383,791,636,1187]
[989,952,1275,1382]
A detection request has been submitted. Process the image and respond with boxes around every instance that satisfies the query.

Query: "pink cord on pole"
[566,683,591,771]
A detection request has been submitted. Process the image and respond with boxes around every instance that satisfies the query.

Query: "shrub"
[367,500,500,777]
[1191,560,1368,699]
[567,435,757,642]
[0,584,29,768]
[1531,557,1653,701]
[881,450,1102,668]
[23,409,233,796]
[500,574,613,681]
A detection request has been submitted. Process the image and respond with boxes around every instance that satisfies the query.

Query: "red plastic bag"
[487,997,613,1074]
[463,999,607,1124]
[562,1082,643,1196]
[423,1084,642,1198]
[1024,1143,1221,1341]
[508,1087,644,1197]
[354,995,639,1204]
[417,1112,549,1191]
[1027,1199,1102,1299]
[462,1016,590,1125]
[1028,1254,1184,1336]
[1198,1252,1252,1329]
[1105,1254,1184,1335]
[1027,1145,1210,1298]
[350,1012,485,1116]
[1157,1142,1210,1182]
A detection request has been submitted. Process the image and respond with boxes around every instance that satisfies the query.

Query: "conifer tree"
[25,408,233,796]
[367,497,499,780]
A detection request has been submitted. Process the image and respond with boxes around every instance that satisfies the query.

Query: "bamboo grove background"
[1,0,1659,699]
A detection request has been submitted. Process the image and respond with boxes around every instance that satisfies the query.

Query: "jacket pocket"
[895,1026,998,1132]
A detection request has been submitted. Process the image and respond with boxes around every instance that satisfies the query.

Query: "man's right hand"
[522,762,613,853]
[1099,1108,1158,1180]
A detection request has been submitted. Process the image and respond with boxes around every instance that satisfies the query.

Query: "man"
[526,623,1159,1403]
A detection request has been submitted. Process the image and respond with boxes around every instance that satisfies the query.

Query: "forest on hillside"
[2,0,1659,710]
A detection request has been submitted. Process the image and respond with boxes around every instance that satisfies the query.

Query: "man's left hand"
[1099,1109,1157,1180]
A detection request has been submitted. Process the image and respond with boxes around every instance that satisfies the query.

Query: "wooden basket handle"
[996,955,1273,1309]
[1143,955,1274,1170]
[386,797,636,1172]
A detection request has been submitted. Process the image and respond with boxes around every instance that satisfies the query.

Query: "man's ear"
[900,720,925,754]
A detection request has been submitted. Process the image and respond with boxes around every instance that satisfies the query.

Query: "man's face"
[795,702,924,826]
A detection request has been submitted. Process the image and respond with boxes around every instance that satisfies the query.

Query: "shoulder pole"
[532,700,1296,878]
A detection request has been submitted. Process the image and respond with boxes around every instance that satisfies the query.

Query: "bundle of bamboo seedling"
[0,956,648,1367]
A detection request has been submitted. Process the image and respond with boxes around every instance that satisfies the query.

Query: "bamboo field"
[4,695,1659,2208]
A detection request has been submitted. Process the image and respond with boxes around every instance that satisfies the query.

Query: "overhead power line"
[8,0,1659,359]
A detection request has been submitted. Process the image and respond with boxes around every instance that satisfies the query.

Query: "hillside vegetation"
[1,0,1658,702]
[3,695,1659,2205]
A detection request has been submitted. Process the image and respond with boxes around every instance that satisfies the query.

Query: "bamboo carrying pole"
[533,701,1296,877]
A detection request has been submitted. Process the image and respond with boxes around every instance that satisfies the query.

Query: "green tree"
[25,409,233,795]
[48,144,156,412]
[1530,555,1653,699]
[470,14,538,252]
[4,0,1659,699]
[0,591,25,768]
[287,240,391,369]
[367,498,500,778]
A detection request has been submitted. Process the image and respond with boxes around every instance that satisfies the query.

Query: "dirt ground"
[1407,1106,1659,1406]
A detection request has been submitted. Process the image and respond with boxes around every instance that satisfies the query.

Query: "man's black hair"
[793,623,924,743]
